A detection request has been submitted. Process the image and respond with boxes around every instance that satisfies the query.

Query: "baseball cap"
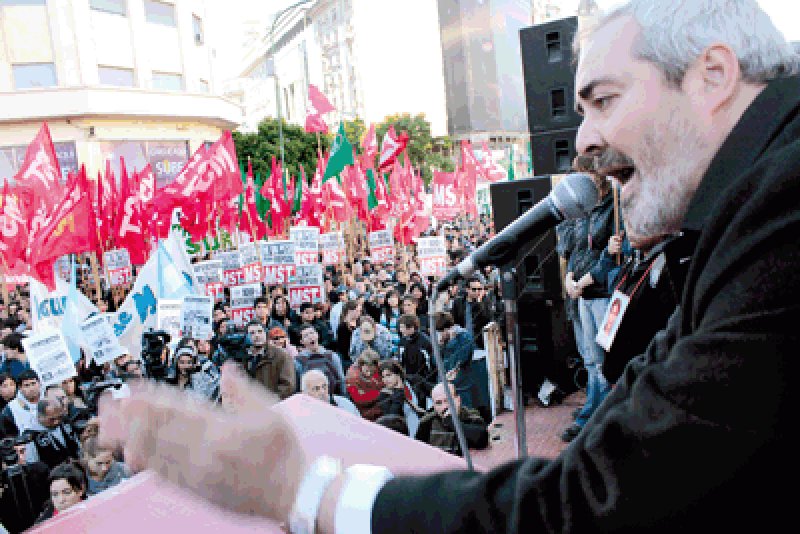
[269,327,287,339]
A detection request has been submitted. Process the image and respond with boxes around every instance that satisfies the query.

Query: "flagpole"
[89,252,104,303]
[612,183,621,265]
[0,260,10,307]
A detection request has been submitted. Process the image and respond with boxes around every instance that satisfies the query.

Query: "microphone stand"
[428,288,474,471]
[500,265,527,458]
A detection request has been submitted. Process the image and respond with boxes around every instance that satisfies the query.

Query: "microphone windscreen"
[550,173,598,219]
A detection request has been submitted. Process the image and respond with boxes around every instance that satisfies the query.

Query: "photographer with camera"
[26,399,82,470]
[0,436,49,533]
[167,344,220,403]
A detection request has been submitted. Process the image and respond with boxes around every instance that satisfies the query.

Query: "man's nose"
[575,117,604,156]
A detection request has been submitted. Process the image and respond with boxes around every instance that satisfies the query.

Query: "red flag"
[361,124,378,169]
[308,84,335,114]
[323,173,350,225]
[478,141,505,183]
[432,171,461,220]
[459,140,479,218]
[0,183,29,268]
[243,159,266,240]
[261,156,290,233]
[377,126,409,171]
[29,171,97,290]
[304,113,329,134]
[300,158,324,228]
[13,123,63,211]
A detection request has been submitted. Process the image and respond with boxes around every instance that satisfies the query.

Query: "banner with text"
[192,260,224,301]
[320,232,346,266]
[290,226,320,265]
[104,249,133,287]
[180,295,213,340]
[230,283,263,327]
[368,230,395,264]
[432,171,461,220]
[239,242,264,284]
[156,299,182,341]
[289,264,325,308]
[215,250,244,287]
[21,330,76,387]
[80,315,126,365]
[416,236,448,278]
[261,240,296,286]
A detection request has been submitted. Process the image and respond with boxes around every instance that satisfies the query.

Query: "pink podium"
[29,394,469,533]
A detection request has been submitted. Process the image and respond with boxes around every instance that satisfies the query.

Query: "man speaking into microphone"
[100,1,800,532]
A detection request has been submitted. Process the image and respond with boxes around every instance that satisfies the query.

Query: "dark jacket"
[414,406,489,457]
[450,296,493,349]
[249,345,295,399]
[373,76,800,533]
[567,190,617,299]
[288,318,334,349]
[398,330,434,379]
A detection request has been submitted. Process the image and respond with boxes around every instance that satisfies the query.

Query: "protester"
[345,349,384,421]
[348,315,394,361]
[414,382,489,457]
[36,462,87,524]
[81,436,130,496]
[0,370,41,437]
[246,321,296,400]
[300,369,359,416]
[0,372,16,412]
[295,325,345,397]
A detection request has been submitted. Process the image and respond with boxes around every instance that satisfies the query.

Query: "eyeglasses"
[271,336,287,341]
[469,287,483,291]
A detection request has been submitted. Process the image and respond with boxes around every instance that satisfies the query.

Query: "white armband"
[288,456,342,534]
[334,464,394,534]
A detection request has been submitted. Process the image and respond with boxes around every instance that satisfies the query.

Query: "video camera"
[80,377,126,415]
[142,329,171,380]
[214,332,251,366]
[0,434,41,530]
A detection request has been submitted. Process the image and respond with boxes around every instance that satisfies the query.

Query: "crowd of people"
[0,213,504,532]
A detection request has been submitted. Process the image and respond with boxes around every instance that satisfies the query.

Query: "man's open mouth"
[601,164,636,185]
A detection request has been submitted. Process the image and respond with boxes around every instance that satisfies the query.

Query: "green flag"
[507,145,516,181]
[292,170,304,214]
[323,123,354,183]
[527,140,533,174]
[237,163,247,216]
[255,173,269,219]
[366,168,379,210]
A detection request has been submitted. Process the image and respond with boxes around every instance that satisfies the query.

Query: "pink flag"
[361,123,378,169]
[432,171,461,220]
[304,113,329,134]
[308,84,335,114]
[377,126,409,171]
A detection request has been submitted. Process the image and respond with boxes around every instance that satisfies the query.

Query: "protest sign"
[21,330,76,387]
[368,230,395,264]
[432,171,461,220]
[215,250,244,287]
[289,264,325,308]
[157,299,182,341]
[80,315,126,365]
[290,226,320,265]
[180,295,213,340]
[416,236,448,278]
[320,232,346,266]
[239,242,264,284]
[192,260,224,301]
[104,248,133,287]
[53,255,72,283]
[261,240,296,285]
[230,283,263,327]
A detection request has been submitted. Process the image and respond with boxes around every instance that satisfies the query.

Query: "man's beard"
[596,103,711,247]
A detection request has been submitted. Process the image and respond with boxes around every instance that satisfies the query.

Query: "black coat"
[373,76,800,533]
[450,296,492,349]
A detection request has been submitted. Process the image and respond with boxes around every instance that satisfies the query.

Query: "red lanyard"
[613,260,657,299]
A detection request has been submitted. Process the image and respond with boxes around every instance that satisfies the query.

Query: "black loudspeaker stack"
[519,16,582,176]
[489,177,579,400]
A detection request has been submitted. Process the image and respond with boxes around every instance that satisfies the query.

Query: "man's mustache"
[593,149,635,175]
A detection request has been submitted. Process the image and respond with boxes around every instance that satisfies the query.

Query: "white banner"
[239,242,264,284]
[290,226,320,265]
[230,283,263,327]
[320,232,346,266]
[21,330,76,387]
[416,236,448,278]
[180,295,213,340]
[80,315,126,365]
[289,264,325,308]
[368,230,395,264]
[104,248,133,287]
[156,299,183,341]
[261,240,296,285]
[215,250,244,287]
[192,260,224,301]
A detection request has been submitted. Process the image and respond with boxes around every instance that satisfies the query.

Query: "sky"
[208,0,800,82]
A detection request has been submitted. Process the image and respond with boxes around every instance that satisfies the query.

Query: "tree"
[232,117,330,182]
[342,118,367,151]
[374,113,454,184]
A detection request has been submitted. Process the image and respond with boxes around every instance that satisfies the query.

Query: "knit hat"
[269,327,287,339]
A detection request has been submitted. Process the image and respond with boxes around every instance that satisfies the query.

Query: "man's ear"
[684,43,740,115]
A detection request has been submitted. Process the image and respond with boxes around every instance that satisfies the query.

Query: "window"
[545,31,562,63]
[152,72,183,91]
[550,88,567,119]
[554,139,572,172]
[89,0,126,16]
[98,66,135,87]
[144,0,175,26]
[192,15,204,45]
[12,63,56,89]
[0,0,46,6]
[198,79,209,93]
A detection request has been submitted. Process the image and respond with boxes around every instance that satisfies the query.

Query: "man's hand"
[608,232,624,255]
[565,272,582,299]
[99,364,307,524]
[446,368,458,382]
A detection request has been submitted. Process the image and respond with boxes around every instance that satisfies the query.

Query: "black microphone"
[436,173,598,291]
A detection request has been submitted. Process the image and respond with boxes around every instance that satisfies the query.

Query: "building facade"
[229,0,448,137]
[0,0,241,186]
